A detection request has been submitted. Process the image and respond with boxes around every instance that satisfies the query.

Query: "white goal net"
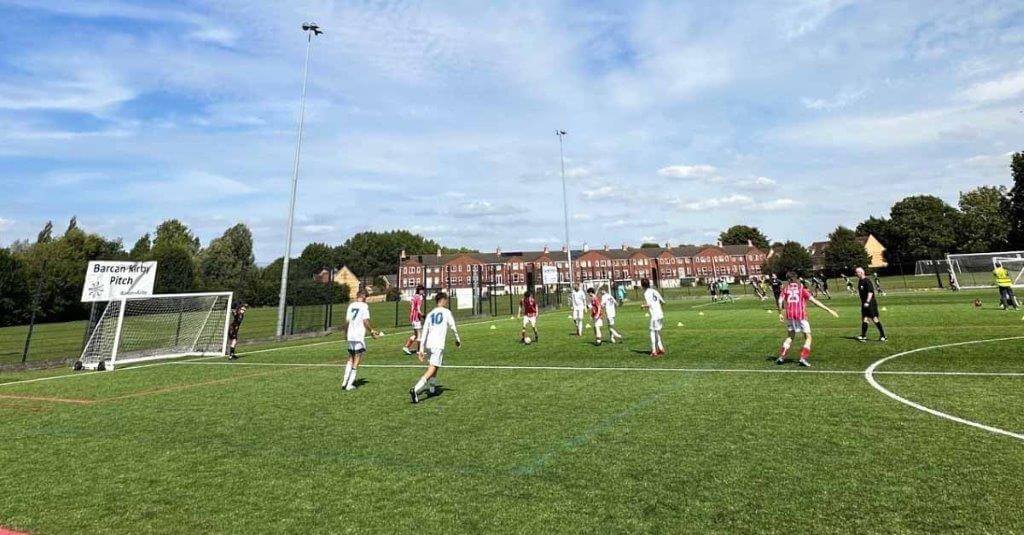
[946,251,1024,289]
[78,292,233,371]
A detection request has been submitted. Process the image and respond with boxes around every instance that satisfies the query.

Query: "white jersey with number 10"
[420,307,459,351]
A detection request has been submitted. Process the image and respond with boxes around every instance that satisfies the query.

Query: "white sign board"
[81,261,157,302]
[541,265,558,285]
[455,288,474,310]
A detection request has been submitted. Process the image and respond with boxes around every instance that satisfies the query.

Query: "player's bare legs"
[403,329,420,354]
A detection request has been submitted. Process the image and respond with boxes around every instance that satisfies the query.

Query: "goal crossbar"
[946,251,1024,289]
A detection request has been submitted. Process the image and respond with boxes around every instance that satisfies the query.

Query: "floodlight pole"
[556,130,575,289]
[276,23,321,339]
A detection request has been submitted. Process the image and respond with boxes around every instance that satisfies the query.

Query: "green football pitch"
[1,290,1022,533]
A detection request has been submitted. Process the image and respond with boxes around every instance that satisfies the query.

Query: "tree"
[1007,152,1024,248]
[338,230,446,277]
[129,234,152,260]
[36,221,53,244]
[640,242,660,249]
[199,224,256,296]
[153,219,200,254]
[719,225,770,250]
[958,186,1010,253]
[0,248,30,326]
[887,195,960,262]
[823,226,870,275]
[299,242,337,275]
[151,243,197,294]
[764,241,812,277]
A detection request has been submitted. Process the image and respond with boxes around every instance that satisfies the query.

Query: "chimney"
[666,242,672,249]
[747,239,753,247]
[603,244,609,251]
[621,243,628,251]
[436,248,442,257]
[400,249,406,260]
[583,243,590,252]
[716,240,723,247]
[496,246,501,255]
[543,245,549,254]
[561,244,567,253]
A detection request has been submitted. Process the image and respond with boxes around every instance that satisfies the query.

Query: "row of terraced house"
[397,242,768,298]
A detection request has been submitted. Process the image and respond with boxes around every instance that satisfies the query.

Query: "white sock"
[347,368,357,387]
[413,377,427,393]
[656,333,664,351]
[650,330,657,352]
[611,328,621,338]
[343,362,353,387]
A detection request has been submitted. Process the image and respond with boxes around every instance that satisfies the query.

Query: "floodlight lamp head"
[302,23,323,35]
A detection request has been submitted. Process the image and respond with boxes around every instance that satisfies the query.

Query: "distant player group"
[222,265,890,402]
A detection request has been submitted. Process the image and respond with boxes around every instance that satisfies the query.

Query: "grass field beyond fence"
[1,289,1022,533]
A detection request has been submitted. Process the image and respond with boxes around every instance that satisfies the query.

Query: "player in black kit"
[227,302,247,360]
[855,267,886,342]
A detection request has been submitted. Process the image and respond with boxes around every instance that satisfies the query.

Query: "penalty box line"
[169,361,1024,378]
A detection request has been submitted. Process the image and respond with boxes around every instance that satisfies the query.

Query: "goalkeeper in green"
[993,262,1019,310]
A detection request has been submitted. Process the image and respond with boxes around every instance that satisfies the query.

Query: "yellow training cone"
[698,311,705,316]
[882,307,888,312]
[490,325,497,330]
[677,322,684,327]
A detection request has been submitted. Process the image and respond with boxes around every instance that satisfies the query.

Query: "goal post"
[77,292,233,371]
[946,251,1024,289]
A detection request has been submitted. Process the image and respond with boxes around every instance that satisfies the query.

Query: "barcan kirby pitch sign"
[81,261,158,302]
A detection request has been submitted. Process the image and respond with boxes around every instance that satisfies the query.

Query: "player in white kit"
[640,278,666,358]
[343,290,380,390]
[410,292,462,404]
[570,283,587,336]
[600,286,623,343]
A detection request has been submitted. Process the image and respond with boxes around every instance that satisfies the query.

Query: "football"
[524,337,532,345]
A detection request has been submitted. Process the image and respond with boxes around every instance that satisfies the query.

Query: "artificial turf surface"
[0,289,1022,533]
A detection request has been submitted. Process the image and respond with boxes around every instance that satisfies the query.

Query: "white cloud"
[581,185,628,201]
[300,224,336,234]
[0,73,134,115]
[670,194,798,212]
[960,70,1024,102]
[450,200,516,217]
[801,87,868,111]
[564,167,592,179]
[187,27,239,47]
[572,213,594,221]
[0,217,13,232]
[735,176,778,191]
[657,164,719,180]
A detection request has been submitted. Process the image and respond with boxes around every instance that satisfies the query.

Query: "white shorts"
[649,318,663,331]
[606,315,616,326]
[347,340,366,355]
[786,319,811,333]
[426,348,444,367]
[571,308,583,320]
[411,320,422,331]
[593,318,604,328]
[522,315,537,327]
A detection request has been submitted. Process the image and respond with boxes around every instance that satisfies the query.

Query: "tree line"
[0,221,462,327]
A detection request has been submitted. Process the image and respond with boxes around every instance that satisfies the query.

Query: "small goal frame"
[77,291,233,371]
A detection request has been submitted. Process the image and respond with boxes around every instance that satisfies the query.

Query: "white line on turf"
[690,297,745,309]
[864,336,1024,442]
[170,360,1024,377]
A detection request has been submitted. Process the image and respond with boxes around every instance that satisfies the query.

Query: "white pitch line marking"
[864,336,1024,442]
[690,297,745,309]
[170,360,1024,377]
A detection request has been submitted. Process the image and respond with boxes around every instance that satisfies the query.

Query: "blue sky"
[1,0,1023,262]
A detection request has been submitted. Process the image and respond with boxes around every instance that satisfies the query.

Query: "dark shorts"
[228,325,240,340]
[861,303,879,319]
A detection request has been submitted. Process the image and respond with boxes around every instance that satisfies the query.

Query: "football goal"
[946,251,1024,289]
[77,292,233,371]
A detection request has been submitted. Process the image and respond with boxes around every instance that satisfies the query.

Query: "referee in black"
[769,273,783,303]
[855,267,886,342]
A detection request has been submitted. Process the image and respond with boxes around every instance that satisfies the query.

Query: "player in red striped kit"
[776,271,838,367]
[586,287,604,345]
[403,285,426,355]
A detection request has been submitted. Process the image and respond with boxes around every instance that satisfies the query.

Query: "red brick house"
[397,241,768,298]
